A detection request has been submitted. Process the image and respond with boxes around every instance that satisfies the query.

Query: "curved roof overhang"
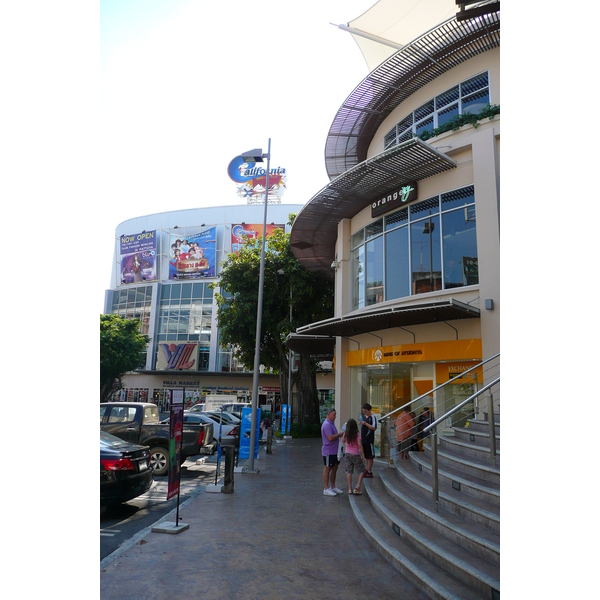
[325,9,500,180]
[286,299,480,353]
[290,137,456,273]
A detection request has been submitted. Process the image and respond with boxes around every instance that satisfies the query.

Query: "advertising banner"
[238,407,261,460]
[169,226,216,279]
[167,389,184,501]
[156,341,199,371]
[120,230,157,284]
[231,224,283,255]
[281,404,289,435]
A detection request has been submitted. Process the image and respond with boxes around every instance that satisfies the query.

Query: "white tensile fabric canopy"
[347,0,458,72]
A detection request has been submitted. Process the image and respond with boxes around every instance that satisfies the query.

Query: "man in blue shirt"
[321,408,344,496]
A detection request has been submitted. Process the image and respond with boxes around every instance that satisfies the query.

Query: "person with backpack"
[360,403,377,478]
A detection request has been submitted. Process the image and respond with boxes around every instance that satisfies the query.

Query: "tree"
[214,218,334,425]
[100,314,149,401]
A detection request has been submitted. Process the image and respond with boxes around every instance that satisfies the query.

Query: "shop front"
[346,339,482,459]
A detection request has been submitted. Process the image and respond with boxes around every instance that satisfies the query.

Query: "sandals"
[348,490,353,495]
[353,488,362,495]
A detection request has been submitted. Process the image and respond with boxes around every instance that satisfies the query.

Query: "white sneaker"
[331,487,344,495]
[323,488,337,496]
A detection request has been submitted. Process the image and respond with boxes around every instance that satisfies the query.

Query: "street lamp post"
[242,139,271,474]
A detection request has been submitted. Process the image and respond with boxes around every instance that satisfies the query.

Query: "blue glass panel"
[385,226,410,300]
[442,207,478,288]
[365,236,384,306]
[411,215,441,294]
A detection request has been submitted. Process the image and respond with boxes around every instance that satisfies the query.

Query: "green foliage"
[100,314,149,400]
[418,104,500,141]
[213,226,334,372]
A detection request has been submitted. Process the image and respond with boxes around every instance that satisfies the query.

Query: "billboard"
[157,341,199,371]
[169,227,216,279]
[227,155,287,202]
[120,230,157,284]
[231,223,283,255]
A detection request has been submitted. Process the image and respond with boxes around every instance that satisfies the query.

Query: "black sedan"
[100,431,153,507]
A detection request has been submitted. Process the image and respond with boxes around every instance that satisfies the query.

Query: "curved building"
[288,3,500,457]
[102,203,335,413]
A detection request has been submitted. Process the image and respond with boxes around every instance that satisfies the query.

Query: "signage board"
[169,226,216,279]
[120,229,157,284]
[371,181,418,218]
[204,394,238,411]
[238,407,261,460]
[227,154,287,202]
[167,389,184,501]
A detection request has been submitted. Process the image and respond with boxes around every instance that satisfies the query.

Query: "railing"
[379,353,499,461]
[423,377,500,509]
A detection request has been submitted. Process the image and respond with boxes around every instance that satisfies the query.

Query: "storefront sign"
[371,181,418,218]
[120,229,157,284]
[227,154,287,201]
[346,339,482,367]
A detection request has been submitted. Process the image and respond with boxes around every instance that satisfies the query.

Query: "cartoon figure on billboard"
[169,227,216,280]
[227,155,287,202]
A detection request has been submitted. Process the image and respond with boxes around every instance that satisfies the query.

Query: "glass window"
[365,236,384,306]
[411,215,441,294]
[385,226,409,300]
[365,219,383,241]
[442,186,475,211]
[410,196,439,220]
[170,284,181,301]
[385,207,408,231]
[351,229,364,249]
[193,282,204,299]
[436,86,459,109]
[437,104,459,128]
[108,406,137,423]
[415,100,434,121]
[161,285,170,300]
[416,116,434,137]
[181,283,192,299]
[352,245,365,309]
[384,128,397,149]
[442,207,478,288]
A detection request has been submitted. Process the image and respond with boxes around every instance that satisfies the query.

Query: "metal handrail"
[379,352,499,422]
[424,375,500,510]
[423,377,500,434]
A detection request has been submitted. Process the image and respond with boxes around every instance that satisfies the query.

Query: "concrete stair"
[349,417,500,599]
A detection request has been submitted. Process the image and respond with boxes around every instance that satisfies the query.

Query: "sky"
[99,0,378,310]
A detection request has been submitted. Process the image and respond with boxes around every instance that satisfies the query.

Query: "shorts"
[344,453,366,474]
[323,454,339,468]
[362,442,374,459]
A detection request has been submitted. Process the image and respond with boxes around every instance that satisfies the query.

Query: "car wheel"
[149,447,168,476]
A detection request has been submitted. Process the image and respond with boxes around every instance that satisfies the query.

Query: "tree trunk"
[296,354,319,425]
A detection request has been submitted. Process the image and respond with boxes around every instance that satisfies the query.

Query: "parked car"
[185,412,240,445]
[219,403,251,418]
[188,403,205,413]
[100,402,214,476]
[100,431,153,507]
[204,410,240,424]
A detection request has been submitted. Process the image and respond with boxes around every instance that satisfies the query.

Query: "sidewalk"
[100,437,427,599]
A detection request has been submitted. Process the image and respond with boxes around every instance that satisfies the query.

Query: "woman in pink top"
[342,419,366,495]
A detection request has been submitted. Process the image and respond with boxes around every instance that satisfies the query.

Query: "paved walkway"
[100,437,428,599]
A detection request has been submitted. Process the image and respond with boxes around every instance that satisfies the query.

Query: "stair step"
[394,459,500,533]
[379,469,500,565]
[350,494,490,600]
[437,435,500,465]
[453,426,500,449]
[464,419,500,435]
[423,447,500,485]
[365,476,500,597]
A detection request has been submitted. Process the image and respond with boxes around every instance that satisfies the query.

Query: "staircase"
[349,416,500,600]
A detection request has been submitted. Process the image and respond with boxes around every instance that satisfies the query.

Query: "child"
[343,418,367,495]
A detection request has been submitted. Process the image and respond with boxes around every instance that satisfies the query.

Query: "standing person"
[395,405,415,461]
[360,403,377,478]
[417,405,433,452]
[321,408,344,497]
[343,418,366,494]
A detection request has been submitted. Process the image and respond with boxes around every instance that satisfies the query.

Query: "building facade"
[104,203,335,415]
[288,5,500,457]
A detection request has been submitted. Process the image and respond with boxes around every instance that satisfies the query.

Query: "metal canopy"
[293,299,480,339]
[290,138,456,273]
[325,9,500,180]
[284,334,336,356]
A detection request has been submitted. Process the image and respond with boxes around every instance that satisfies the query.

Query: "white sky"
[99,0,377,310]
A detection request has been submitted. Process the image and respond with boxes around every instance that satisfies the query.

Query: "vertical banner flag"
[238,407,261,460]
[167,389,184,500]
[169,226,216,279]
[120,230,157,284]
[281,404,288,435]
[287,403,291,435]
